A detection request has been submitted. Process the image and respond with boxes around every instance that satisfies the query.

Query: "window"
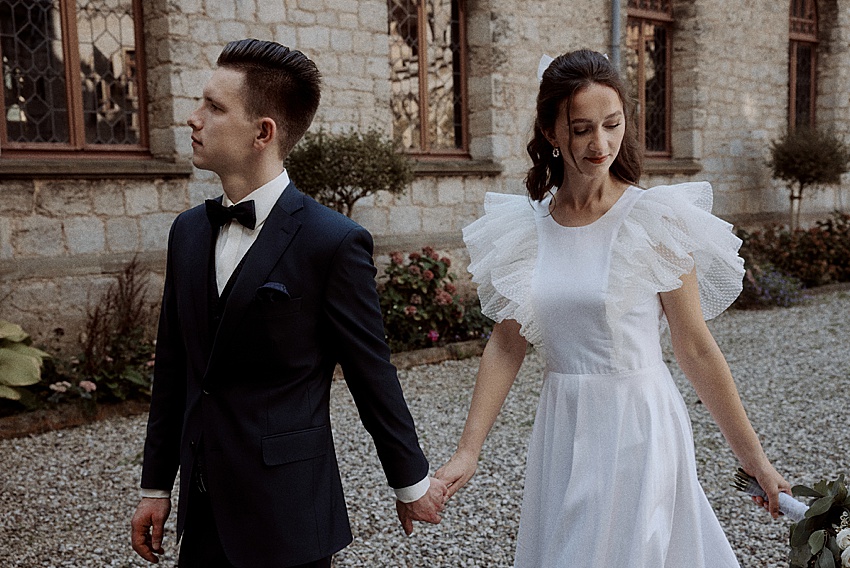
[789,0,817,129]
[388,0,467,156]
[0,0,147,158]
[626,0,672,156]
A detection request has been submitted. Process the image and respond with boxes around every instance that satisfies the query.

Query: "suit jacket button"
[202,389,210,395]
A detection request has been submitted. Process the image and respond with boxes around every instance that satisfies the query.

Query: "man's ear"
[255,117,277,150]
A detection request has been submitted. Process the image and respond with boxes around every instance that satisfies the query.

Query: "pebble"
[1,290,848,567]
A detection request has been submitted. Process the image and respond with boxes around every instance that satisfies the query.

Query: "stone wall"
[1,0,850,349]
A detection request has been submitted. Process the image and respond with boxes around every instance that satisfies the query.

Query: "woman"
[436,50,789,567]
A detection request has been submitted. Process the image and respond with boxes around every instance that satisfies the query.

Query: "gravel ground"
[1,289,848,567]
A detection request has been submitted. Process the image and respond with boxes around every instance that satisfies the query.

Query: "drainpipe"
[610,0,621,71]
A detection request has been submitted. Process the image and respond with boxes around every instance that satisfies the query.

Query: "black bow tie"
[205,199,257,230]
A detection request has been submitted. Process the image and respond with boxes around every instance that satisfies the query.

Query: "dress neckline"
[542,185,637,230]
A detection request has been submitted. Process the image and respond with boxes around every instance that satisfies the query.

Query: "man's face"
[187,67,259,177]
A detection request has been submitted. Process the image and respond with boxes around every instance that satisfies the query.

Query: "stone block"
[0,218,12,259]
[411,178,438,207]
[298,26,330,50]
[338,13,357,29]
[358,1,385,33]
[331,0,358,13]
[106,218,141,253]
[1,180,35,214]
[205,0,235,20]
[36,182,92,217]
[330,29,353,52]
[388,207,421,234]
[141,213,178,250]
[298,0,325,10]
[234,0,256,20]
[257,0,286,23]
[125,185,160,216]
[93,183,127,216]
[64,217,106,255]
[12,216,65,257]
[437,178,464,205]
[217,21,249,42]
[274,25,298,47]
[289,9,317,25]
[351,206,390,236]
[422,206,454,233]
[159,181,190,212]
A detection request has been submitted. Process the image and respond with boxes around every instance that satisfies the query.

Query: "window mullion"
[417,0,430,153]
[60,0,85,149]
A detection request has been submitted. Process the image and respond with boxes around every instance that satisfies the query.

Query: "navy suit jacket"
[140,183,429,567]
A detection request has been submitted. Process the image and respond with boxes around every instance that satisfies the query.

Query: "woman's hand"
[747,462,792,519]
[435,450,479,499]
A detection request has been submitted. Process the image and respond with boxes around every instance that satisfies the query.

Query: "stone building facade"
[1,0,849,347]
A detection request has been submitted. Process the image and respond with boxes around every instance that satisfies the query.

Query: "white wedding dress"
[464,182,744,567]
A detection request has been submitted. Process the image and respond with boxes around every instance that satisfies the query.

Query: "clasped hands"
[396,450,478,535]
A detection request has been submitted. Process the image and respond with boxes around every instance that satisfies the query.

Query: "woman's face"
[548,83,626,181]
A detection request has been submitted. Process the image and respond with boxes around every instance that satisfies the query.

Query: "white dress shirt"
[142,169,429,503]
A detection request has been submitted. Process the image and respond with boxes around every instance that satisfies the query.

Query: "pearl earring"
[552,147,560,158]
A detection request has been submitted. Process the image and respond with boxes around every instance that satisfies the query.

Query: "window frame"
[788,0,818,130]
[388,0,469,158]
[0,0,150,159]
[627,1,673,158]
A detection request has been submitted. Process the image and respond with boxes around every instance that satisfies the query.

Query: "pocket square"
[257,281,291,302]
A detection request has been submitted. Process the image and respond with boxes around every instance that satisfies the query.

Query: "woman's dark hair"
[217,39,322,159]
[525,50,642,201]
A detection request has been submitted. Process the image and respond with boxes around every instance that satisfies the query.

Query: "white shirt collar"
[222,169,290,230]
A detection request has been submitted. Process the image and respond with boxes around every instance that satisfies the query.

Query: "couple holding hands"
[131,39,787,567]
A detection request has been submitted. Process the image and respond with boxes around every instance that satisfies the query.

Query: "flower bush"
[735,212,850,305]
[733,263,807,310]
[789,475,850,568]
[379,246,491,351]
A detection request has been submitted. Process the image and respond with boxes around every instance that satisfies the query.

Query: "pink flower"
[408,252,421,261]
[390,251,404,265]
[422,270,434,281]
[78,380,97,393]
[435,289,453,306]
[422,246,435,257]
[440,257,452,267]
[444,283,456,295]
[404,305,418,316]
[49,381,71,393]
[409,265,421,276]
[427,330,439,342]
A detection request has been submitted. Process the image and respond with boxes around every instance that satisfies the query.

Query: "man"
[130,39,446,568]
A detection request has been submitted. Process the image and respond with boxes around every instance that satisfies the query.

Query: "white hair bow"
[537,54,554,83]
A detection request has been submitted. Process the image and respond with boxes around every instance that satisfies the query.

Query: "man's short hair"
[217,39,322,159]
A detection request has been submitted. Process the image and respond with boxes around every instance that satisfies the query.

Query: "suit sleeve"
[140,217,187,492]
[322,226,430,490]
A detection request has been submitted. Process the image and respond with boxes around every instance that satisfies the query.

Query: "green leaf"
[4,342,50,360]
[0,348,42,386]
[794,484,825,498]
[807,495,835,517]
[0,384,21,400]
[0,320,28,342]
[810,530,826,555]
[816,550,836,568]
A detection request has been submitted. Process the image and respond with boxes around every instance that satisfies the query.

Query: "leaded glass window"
[789,0,817,129]
[388,0,467,155]
[0,0,147,156]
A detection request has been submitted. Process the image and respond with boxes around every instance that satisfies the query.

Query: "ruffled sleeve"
[463,192,543,346]
[609,182,744,324]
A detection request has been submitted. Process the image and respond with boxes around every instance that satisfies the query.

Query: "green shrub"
[737,211,850,288]
[0,320,49,400]
[286,128,413,217]
[767,127,850,230]
[379,247,491,351]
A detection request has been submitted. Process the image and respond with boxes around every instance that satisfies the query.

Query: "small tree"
[767,127,850,230]
[286,128,413,217]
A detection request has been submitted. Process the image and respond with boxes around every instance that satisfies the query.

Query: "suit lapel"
[184,205,215,356]
[204,184,304,379]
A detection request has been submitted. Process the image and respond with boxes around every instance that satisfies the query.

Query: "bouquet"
[734,469,850,568]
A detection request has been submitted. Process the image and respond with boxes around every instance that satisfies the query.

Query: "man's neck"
[219,162,284,203]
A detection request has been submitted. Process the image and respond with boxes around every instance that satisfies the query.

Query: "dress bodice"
[531,187,666,374]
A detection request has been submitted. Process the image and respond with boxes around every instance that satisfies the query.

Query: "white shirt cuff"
[394,476,430,503]
[140,488,172,499]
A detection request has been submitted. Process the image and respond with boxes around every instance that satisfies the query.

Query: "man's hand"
[131,497,171,563]
[395,476,448,535]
